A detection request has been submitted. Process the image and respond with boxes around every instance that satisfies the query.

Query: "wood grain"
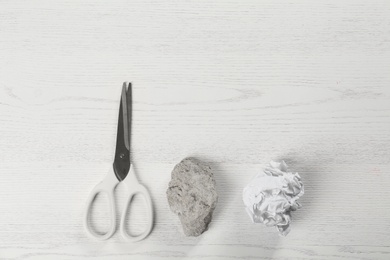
[1,0,390,259]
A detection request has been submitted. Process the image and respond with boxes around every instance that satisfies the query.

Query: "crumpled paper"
[242,160,304,236]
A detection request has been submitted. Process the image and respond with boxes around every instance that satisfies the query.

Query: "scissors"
[84,82,153,241]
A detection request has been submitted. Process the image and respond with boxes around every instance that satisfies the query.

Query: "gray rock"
[166,158,218,236]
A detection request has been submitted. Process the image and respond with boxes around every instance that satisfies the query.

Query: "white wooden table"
[1,1,390,259]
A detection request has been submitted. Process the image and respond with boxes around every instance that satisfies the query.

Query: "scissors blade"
[113,82,132,181]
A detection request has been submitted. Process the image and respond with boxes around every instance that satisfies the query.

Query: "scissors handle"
[120,165,154,242]
[84,172,119,240]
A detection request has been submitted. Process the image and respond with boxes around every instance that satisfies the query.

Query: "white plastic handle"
[84,172,119,240]
[120,165,154,242]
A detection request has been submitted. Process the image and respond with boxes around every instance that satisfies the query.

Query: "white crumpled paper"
[243,160,304,236]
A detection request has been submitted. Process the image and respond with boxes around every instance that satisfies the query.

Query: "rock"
[166,158,218,236]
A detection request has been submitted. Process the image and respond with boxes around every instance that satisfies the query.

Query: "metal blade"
[126,82,132,150]
[113,83,131,181]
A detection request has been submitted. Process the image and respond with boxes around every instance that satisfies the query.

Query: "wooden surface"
[1,1,390,259]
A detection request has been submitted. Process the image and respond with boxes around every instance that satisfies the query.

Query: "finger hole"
[88,192,112,236]
[123,193,149,237]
